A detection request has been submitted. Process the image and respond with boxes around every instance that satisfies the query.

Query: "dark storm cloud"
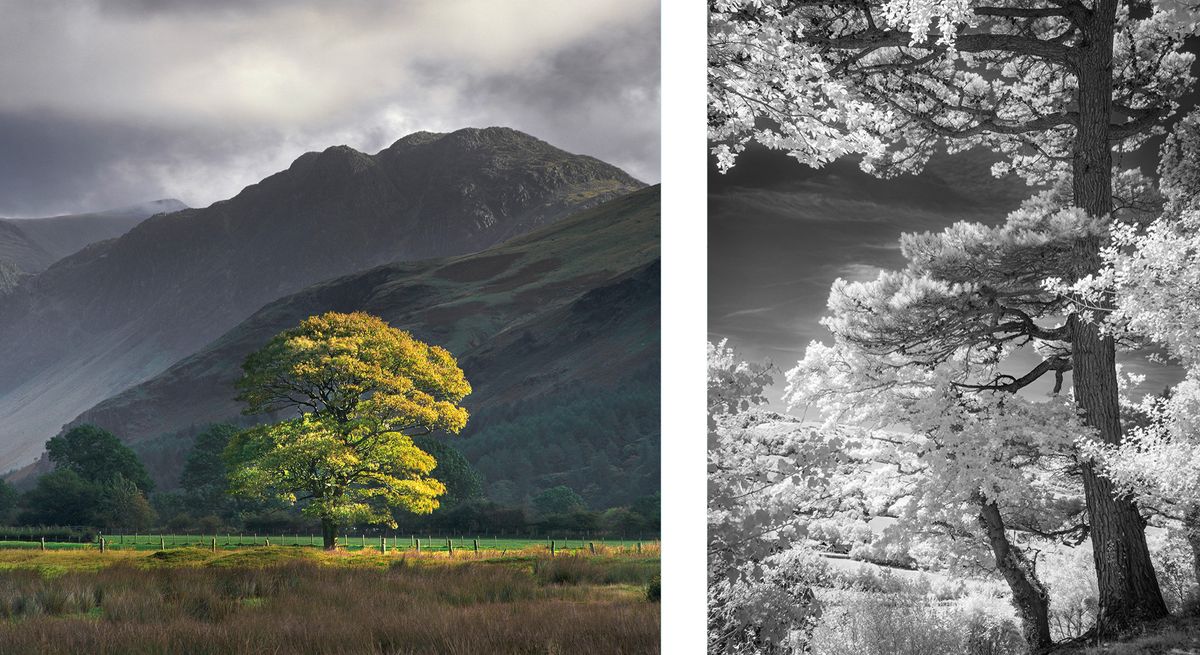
[407,7,661,184]
[0,0,659,216]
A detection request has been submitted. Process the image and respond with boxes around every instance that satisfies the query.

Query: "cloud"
[0,0,659,216]
[836,263,884,282]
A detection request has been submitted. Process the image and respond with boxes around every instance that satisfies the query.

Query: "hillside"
[0,127,644,471]
[0,199,184,274]
[69,186,661,506]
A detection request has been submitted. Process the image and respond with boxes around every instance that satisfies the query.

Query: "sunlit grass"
[0,546,659,654]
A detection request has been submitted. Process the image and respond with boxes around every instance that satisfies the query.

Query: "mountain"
[0,127,644,471]
[0,221,51,276]
[69,186,661,506]
[0,199,185,274]
[0,260,24,295]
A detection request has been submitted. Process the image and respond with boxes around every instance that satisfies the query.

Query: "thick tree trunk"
[1184,506,1200,585]
[321,517,339,550]
[977,498,1053,654]
[1070,0,1168,633]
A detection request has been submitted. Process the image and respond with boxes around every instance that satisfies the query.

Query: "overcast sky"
[0,0,660,217]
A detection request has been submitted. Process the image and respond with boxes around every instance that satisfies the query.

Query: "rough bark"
[322,517,339,551]
[977,498,1054,654]
[1185,506,1200,586]
[1069,0,1168,632]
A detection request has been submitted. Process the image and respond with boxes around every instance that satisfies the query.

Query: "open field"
[0,546,660,654]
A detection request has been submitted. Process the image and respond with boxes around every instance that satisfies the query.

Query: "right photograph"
[708,1,1200,653]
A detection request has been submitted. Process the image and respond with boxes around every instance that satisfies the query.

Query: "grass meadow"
[0,545,660,654]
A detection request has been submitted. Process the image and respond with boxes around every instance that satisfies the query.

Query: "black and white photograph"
[709,0,1200,652]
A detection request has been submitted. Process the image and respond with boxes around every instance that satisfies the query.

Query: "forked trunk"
[322,517,339,550]
[1069,0,1167,632]
[977,498,1053,654]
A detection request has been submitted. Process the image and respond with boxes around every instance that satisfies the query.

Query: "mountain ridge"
[0,127,645,471]
[0,199,185,275]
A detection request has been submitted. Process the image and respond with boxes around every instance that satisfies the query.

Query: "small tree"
[411,435,484,509]
[531,485,586,518]
[18,469,100,527]
[227,311,471,549]
[180,423,240,516]
[94,474,156,531]
[46,424,154,492]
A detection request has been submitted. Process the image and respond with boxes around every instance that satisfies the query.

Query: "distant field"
[0,546,660,654]
[0,534,655,553]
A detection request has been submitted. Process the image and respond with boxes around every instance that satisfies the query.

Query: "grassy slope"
[69,186,660,503]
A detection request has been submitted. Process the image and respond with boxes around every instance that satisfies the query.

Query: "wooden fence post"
[380,535,386,554]
[473,539,479,555]
[39,537,45,551]
[589,542,596,556]
[448,539,454,556]
[99,538,105,553]
[415,538,421,553]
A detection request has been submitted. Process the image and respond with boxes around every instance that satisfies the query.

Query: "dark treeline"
[0,423,659,540]
[459,374,661,509]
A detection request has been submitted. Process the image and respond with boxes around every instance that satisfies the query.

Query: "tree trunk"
[1184,506,1200,585]
[321,517,338,551]
[977,498,1053,654]
[1069,0,1168,632]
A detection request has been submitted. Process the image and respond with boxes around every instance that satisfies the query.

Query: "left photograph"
[0,2,661,653]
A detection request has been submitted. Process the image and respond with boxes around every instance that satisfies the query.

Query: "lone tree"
[710,0,1196,632]
[226,311,472,550]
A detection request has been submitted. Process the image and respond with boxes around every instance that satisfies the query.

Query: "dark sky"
[708,145,1183,407]
[0,0,660,217]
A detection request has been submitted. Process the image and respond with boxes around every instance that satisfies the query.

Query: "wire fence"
[0,527,661,555]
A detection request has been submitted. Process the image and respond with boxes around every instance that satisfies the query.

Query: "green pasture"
[0,533,656,553]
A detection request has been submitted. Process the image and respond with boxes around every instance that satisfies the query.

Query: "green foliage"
[410,435,483,509]
[0,479,17,524]
[180,424,240,505]
[646,575,661,602]
[460,374,659,508]
[46,424,154,492]
[600,507,647,536]
[631,493,660,528]
[532,485,586,517]
[228,312,471,546]
[93,475,156,531]
[18,470,100,526]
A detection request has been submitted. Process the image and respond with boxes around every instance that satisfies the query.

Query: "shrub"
[811,590,1023,655]
[646,575,660,602]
